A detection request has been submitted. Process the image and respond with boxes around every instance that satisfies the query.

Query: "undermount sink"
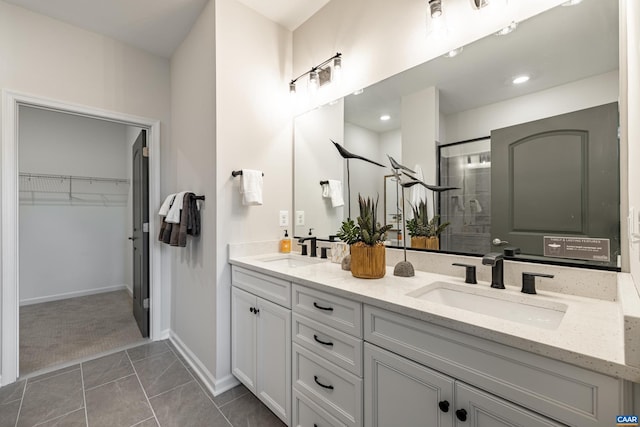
[407,281,567,330]
[260,254,327,268]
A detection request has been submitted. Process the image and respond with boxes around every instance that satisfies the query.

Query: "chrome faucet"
[298,236,317,257]
[482,252,505,289]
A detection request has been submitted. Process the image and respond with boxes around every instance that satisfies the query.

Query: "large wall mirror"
[293,0,620,270]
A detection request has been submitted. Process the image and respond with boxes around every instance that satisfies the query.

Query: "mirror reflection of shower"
[439,138,491,254]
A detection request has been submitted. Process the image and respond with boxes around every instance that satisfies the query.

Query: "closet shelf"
[19,172,130,205]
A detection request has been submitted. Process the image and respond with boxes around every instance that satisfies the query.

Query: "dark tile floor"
[0,341,286,427]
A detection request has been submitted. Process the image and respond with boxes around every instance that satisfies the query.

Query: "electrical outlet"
[279,210,289,227]
[296,211,305,226]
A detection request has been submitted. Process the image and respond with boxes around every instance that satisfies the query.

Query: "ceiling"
[344,0,619,133]
[4,0,328,58]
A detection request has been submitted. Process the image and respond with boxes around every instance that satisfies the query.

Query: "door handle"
[492,238,509,246]
[128,236,137,241]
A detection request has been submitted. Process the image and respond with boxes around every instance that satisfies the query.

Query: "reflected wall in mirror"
[293,0,620,269]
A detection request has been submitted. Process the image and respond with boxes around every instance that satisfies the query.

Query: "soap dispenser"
[280,230,291,253]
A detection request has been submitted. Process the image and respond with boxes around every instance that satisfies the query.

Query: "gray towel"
[169,193,200,247]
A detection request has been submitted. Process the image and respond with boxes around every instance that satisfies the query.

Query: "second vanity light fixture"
[289,52,342,94]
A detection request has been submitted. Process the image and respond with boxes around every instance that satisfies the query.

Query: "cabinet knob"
[249,307,254,313]
[438,400,450,413]
[455,408,467,422]
[254,308,260,314]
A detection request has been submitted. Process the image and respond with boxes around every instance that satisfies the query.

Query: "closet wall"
[18,107,133,305]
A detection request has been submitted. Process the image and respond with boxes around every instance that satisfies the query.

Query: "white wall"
[168,0,293,391]
[18,107,129,304]
[215,0,292,386]
[295,101,344,237]
[443,71,619,143]
[169,0,218,385]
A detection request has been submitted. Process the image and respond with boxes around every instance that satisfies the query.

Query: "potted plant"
[337,195,392,279]
[406,201,450,250]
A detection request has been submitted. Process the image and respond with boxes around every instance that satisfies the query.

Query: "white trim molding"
[1,90,163,386]
[169,331,240,397]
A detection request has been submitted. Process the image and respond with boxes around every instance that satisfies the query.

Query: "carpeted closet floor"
[19,290,144,375]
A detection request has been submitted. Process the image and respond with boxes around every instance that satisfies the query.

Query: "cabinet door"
[454,383,563,427]
[364,343,454,427]
[231,286,257,393]
[257,297,291,425]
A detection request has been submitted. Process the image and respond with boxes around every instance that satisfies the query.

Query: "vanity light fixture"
[512,74,530,84]
[470,0,490,9]
[380,114,391,121]
[427,0,448,39]
[288,52,342,94]
[429,0,442,18]
[495,21,518,36]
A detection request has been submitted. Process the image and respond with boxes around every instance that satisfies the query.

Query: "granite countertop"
[229,252,640,382]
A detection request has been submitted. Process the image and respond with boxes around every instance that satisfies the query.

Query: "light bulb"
[333,58,342,85]
[309,70,319,93]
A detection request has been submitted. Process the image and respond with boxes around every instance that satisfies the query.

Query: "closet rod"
[19,172,129,184]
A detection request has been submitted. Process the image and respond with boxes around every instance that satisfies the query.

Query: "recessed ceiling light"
[495,21,517,36]
[512,75,530,85]
[443,47,463,58]
[353,89,364,95]
[562,0,583,6]
[380,114,391,121]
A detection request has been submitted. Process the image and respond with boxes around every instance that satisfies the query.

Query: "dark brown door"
[491,103,619,264]
[131,130,149,337]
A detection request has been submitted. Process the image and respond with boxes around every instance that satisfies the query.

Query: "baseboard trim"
[19,284,128,306]
[169,331,239,397]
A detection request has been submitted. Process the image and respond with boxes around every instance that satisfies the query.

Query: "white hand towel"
[470,199,483,213]
[410,164,427,209]
[328,179,344,208]
[241,169,263,206]
[158,193,176,216]
[166,191,187,223]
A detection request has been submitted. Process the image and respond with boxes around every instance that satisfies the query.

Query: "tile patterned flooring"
[0,341,285,427]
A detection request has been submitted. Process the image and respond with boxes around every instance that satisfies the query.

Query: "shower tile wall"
[440,152,491,254]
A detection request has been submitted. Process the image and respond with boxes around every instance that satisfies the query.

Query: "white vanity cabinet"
[231,266,291,425]
[364,305,623,427]
[291,284,364,427]
[365,343,563,427]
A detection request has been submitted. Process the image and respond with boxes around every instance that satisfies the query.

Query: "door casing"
[1,90,164,385]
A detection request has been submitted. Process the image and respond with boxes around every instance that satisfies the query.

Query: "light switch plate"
[279,210,289,227]
[296,211,305,226]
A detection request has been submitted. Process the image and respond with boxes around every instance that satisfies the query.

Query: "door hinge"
[143,146,149,157]
[143,298,150,310]
[143,222,149,233]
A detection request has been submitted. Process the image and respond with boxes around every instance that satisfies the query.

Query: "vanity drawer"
[293,313,363,376]
[292,284,362,337]
[293,343,362,427]
[364,305,621,427]
[293,390,348,427]
[231,266,291,308]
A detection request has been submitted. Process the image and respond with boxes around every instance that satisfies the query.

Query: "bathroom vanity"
[229,247,640,427]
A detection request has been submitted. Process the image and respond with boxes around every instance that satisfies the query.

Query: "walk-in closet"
[17,106,146,375]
